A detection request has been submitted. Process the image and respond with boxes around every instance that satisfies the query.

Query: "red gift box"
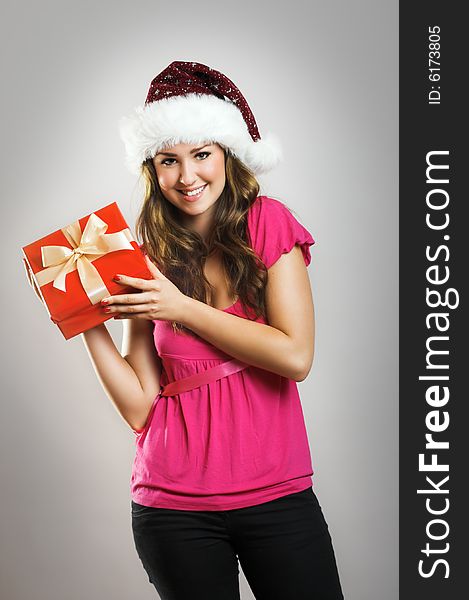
[22,202,153,340]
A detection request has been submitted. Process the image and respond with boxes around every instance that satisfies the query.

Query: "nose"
[178,160,198,186]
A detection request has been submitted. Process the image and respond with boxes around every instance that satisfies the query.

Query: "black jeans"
[131,486,344,599]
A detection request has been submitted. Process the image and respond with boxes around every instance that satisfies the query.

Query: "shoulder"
[246,195,316,269]
[247,195,292,222]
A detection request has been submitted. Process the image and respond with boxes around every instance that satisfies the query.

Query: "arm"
[181,245,315,381]
[81,319,162,431]
[23,257,162,432]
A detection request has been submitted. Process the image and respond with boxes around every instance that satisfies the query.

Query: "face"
[152,142,226,232]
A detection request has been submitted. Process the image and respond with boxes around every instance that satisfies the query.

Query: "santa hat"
[118,61,283,175]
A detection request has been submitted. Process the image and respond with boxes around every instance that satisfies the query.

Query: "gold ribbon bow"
[34,212,135,305]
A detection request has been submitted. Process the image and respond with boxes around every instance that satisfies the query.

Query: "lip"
[177,184,207,202]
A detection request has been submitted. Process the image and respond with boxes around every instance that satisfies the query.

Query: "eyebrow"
[155,144,211,157]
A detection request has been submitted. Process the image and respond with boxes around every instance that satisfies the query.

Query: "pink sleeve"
[247,196,316,269]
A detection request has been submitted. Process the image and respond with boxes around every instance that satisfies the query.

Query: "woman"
[27,61,344,600]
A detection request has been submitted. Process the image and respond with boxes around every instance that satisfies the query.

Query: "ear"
[144,254,167,280]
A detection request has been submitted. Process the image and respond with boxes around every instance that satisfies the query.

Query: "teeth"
[181,185,205,196]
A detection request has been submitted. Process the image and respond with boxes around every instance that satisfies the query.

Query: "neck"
[180,208,216,243]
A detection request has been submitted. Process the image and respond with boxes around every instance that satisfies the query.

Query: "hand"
[101,254,189,322]
[23,258,45,305]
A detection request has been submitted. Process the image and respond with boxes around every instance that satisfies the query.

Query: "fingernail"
[101,299,109,305]
[103,307,112,313]
[113,274,121,281]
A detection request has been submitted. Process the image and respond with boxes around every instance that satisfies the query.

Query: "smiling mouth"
[177,184,207,199]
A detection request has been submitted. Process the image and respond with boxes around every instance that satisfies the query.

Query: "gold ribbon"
[35,212,135,305]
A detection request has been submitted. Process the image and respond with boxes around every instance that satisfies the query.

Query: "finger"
[101,291,154,305]
[143,254,167,280]
[106,304,150,314]
[112,273,156,290]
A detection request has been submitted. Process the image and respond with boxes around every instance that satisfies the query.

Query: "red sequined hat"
[119,61,282,175]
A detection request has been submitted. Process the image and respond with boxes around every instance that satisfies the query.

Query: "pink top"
[130,196,316,511]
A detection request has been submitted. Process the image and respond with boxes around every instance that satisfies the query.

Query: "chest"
[203,251,238,311]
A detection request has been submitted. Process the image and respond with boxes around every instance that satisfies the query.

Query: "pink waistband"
[160,358,249,396]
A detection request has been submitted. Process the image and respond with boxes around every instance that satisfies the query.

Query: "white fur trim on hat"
[118,93,282,175]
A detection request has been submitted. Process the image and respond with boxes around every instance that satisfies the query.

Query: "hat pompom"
[243,132,283,174]
[118,110,149,175]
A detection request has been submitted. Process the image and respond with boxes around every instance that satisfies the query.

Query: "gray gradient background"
[2,0,398,598]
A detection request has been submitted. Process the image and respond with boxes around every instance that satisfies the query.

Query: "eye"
[161,158,176,166]
[196,151,211,160]
[161,152,211,167]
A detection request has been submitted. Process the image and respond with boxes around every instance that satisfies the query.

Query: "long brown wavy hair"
[136,146,268,335]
